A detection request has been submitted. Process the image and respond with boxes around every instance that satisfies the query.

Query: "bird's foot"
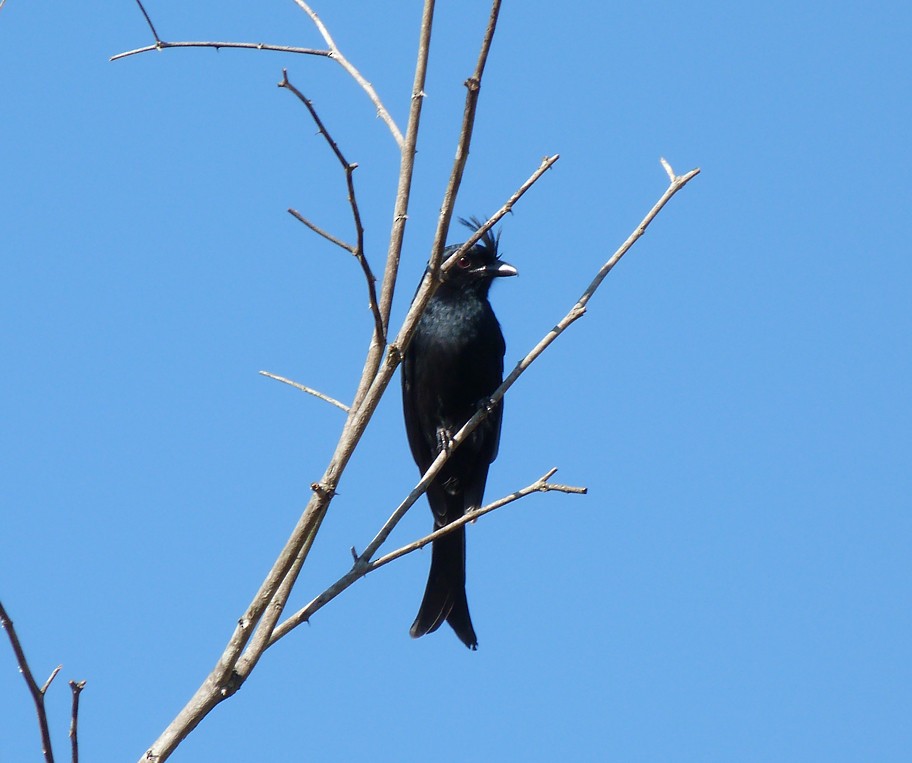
[435,426,456,455]
[477,396,500,417]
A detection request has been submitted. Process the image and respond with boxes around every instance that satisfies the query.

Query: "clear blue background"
[2,2,910,761]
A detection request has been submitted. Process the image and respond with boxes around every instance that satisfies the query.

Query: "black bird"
[402,218,517,649]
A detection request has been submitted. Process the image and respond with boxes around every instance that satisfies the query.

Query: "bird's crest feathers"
[456,216,501,263]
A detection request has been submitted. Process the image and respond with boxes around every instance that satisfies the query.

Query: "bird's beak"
[487,260,518,278]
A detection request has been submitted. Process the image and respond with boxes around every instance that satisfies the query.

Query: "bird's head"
[440,217,518,295]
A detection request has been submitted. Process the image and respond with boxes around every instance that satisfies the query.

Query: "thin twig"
[288,209,355,254]
[439,155,559,276]
[291,1,404,147]
[111,40,331,62]
[132,0,161,43]
[0,601,57,763]
[269,468,585,642]
[41,665,62,694]
[69,680,86,763]
[279,70,385,345]
[259,371,350,413]
[369,470,587,571]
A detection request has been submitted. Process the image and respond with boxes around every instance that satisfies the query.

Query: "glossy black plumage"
[402,219,517,649]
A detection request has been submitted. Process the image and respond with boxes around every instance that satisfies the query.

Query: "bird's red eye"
[456,255,472,269]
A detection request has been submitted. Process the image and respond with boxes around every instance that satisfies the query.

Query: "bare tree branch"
[132,0,160,44]
[0,601,57,763]
[290,0,404,147]
[111,40,331,63]
[369,468,587,571]
[347,0,436,416]
[287,208,355,254]
[259,371,350,412]
[350,160,699,570]
[137,9,538,756]
[269,468,586,642]
[428,0,503,278]
[69,680,86,763]
[269,159,698,645]
[279,69,385,345]
[125,0,699,757]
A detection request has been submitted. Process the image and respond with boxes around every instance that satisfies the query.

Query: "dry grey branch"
[259,371,350,412]
[1,601,58,763]
[347,0,436,416]
[349,160,699,571]
[428,0,503,277]
[288,208,355,253]
[279,69,385,345]
[111,40,331,62]
[270,159,698,645]
[138,7,440,761]
[69,680,87,763]
[269,468,585,642]
[132,0,160,43]
[291,0,404,147]
[126,2,698,759]
[369,469,587,571]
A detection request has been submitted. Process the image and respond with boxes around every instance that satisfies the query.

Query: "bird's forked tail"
[409,524,478,649]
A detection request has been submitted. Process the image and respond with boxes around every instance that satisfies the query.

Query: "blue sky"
[2,1,910,761]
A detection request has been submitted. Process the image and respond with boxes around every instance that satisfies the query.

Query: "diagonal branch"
[279,69,385,346]
[268,160,699,646]
[133,0,161,43]
[369,469,587,571]
[0,601,58,763]
[259,371,350,412]
[355,160,699,567]
[288,208,355,253]
[139,13,441,757]
[291,0,404,147]
[269,468,586,643]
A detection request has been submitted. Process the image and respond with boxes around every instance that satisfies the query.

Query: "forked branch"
[270,159,699,645]
[279,69,385,345]
[113,0,402,147]
[291,0,404,146]
[1,601,59,763]
[269,468,586,642]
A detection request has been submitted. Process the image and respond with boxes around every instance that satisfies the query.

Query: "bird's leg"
[477,396,500,417]
[435,425,456,455]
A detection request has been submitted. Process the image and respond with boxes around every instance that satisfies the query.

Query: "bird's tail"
[409,524,478,650]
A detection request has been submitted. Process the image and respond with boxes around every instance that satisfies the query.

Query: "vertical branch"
[69,680,86,763]
[428,0,502,276]
[349,0,436,416]
[0,601,58,763]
